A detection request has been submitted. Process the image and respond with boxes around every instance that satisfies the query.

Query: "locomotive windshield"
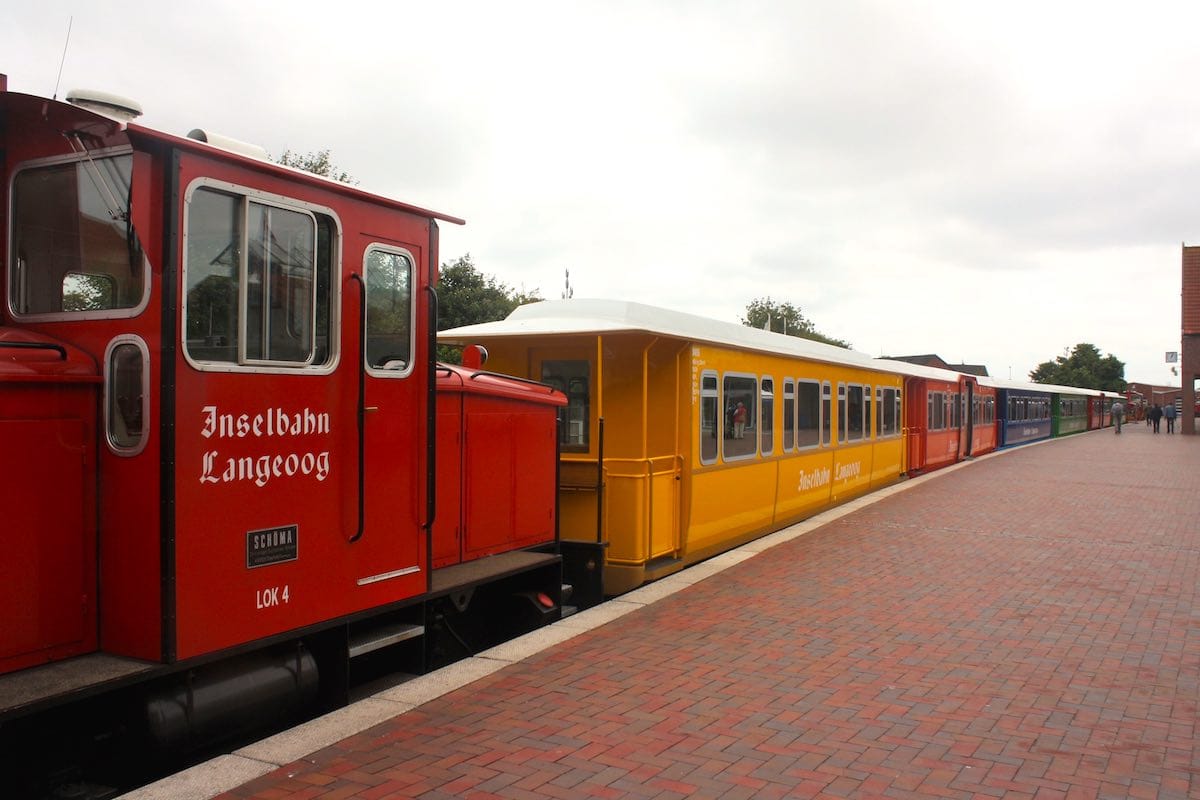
[9,153,146,316]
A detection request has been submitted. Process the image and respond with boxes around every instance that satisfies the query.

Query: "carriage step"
[348,623,425,659]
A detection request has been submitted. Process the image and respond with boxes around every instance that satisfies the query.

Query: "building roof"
[886,354,990,376]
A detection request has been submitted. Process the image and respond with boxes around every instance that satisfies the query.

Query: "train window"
[929,391,945,430]
[10,153,148,318]
[364,247,414,373]
[700,372,719,464]
[950,392,961,429]
[246,203,317,364]
[185,185,333,369]
[723,374,757,460]
[864,385,872,438]
[985,396,995,424]
[878,388,888,438]
[543,360,590,451]
[760,378,774,455]
[822,381,832,446]
[878,386,898,437]
[783,379,795,451]
[105,336,149,456]
[797,380,820,449]
[845,384,864,441]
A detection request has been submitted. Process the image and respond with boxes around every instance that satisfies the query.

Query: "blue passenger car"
[982,378,1053,448]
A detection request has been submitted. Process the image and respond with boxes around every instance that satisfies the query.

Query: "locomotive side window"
[105,336,150,455]
[185,185,332,369]
[542,360,590,451]
[796,380,820,449]
[364,247,414,372]
[10,153,147,317]
[699,371,719,464]
[723,374,757,460]
[782,379,795,451]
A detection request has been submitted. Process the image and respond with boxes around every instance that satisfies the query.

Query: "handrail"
[467,368,559,394]
[347,273,367,543]
[0,341,67,360]
[424,285,437,531]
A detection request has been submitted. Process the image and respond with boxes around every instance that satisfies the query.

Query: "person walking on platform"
[1150,404,1163,433]
[1164,402,1177,433]
[1112,399,1124,434]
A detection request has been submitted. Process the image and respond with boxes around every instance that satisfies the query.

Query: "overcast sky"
[7,1,1198,384]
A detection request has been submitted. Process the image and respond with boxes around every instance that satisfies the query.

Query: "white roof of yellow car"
[439,298,921,375]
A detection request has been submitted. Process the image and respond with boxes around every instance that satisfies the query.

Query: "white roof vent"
[65,88,143,122]
[187,129,269,161]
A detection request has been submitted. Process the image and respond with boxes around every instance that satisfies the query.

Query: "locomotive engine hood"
[0,328,99,382]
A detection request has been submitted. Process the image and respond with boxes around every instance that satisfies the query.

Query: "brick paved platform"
[140,425,1200,799]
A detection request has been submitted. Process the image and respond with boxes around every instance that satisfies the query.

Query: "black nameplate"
[246,525,298,568]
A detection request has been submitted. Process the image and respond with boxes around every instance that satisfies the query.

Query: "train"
[0,75,570,795]
[438,301,1119,602]
[0,75,1118,796]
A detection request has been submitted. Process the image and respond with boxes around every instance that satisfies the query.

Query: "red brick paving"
[221,426,1200,799]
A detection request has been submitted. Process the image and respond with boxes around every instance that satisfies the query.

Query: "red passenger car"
[897,364,996,474]
[0,75,565,773]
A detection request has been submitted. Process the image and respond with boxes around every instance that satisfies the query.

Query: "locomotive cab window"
[185,183,334,369]
[105,336,150,455]
[542,360,590,451]
[10,152,148,318]
[364,247,414,373]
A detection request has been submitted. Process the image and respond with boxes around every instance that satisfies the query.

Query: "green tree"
[274,149,356,184]
[437,254,541,362]
[741,297,851,349]
[1029,343,1126,392]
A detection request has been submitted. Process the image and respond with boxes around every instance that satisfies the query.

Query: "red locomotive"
[0,74,566,791]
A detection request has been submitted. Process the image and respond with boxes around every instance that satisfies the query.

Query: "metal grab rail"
[0,341,68,360]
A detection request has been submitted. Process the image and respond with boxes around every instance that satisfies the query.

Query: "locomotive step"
[347,623,425,659]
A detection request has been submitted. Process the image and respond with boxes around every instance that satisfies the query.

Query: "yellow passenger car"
[439,300,908,603]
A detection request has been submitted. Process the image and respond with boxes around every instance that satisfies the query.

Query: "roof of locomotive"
[440,298,924,377]
[2,88,465,226]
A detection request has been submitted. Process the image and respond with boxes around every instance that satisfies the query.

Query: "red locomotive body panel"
[433,366,565,569]
[0,333,100,675]
[169,150,436,660]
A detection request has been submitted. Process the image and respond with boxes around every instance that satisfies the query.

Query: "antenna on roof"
[52,16,74,100]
